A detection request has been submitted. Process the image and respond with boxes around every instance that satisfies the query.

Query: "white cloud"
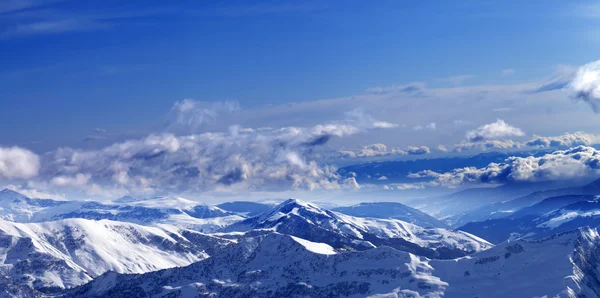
[0,147,40,179]
[568,60,600,112]
[450,139,524,152]
[466,119,524,141]
[442,132,600,153]
[406,146,600,188]
[406,146,430,155]
[338,144,431,158]
[51,173,91,187]
[526,132,600,148]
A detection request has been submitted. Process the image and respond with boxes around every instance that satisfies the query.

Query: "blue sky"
[2,0,600,151]
[4,0,600,201]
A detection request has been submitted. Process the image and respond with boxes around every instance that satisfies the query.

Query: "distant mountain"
[222,199,491,259]
[0,189,68,222]
[216,201,276,217]
[0,218,234,291]
[459,195,600,243]
[410,181,567,226]
[0,190,244,233]
[453,177,600,227]
[59,227,600,298]
[332,202,448,229]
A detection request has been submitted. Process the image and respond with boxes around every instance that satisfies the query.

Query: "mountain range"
[57,227,600,298]
[2,185,600,297]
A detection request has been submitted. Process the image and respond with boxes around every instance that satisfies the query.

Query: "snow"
[290,236,336,255]
[0,218,232,289]
[66,228,600,298]
[537,209,600,228]
[224,198,492,258]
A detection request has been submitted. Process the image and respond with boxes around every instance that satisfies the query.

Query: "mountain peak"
[0,189,28,200]
[272,199,327,216]
[279,198,313,208]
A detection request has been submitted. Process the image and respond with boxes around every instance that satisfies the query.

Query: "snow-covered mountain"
[0,218,234,291]
[58,227,600,298]
[452,177,600,227]
[222,199,491,259]
[409,181,568,227]
[460,195,600,243]
[0,189,68,222]
[0,190,244,233]
[332,202,448,228]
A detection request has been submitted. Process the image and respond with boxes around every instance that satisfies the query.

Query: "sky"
[3,0,600,202]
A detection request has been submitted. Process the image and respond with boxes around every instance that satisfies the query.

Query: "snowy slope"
[0,219,234,290]
[332,202,448,228]
[222,199,491,259]
[59,227,600,298]
[429,227,600,297]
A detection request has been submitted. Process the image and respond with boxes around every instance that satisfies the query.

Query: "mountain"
[0,189,68,222]
[0,218,234,291]
[58,227,600,298]
[459,195,600,243]
[332,202,448,228]
[0,190,244,233]
[222,199,491,259]
[216,201,276,217]
[452,177,600,227]
[409,181,566,226]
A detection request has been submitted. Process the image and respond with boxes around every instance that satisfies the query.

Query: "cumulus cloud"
[442,132,600,153]
[450,139,524,152]
[339,143,398,158]
[526,132,600,148]
[406,146,600,188]
[338,144,430,158]
[406,146,430,155]
[466,119,524,141]
[568,60,600,112]
[0,147,40,179]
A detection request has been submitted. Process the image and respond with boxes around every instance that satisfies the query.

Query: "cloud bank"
[407,146,600,188]
[338,144,431,158]
[10,108,397,197]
